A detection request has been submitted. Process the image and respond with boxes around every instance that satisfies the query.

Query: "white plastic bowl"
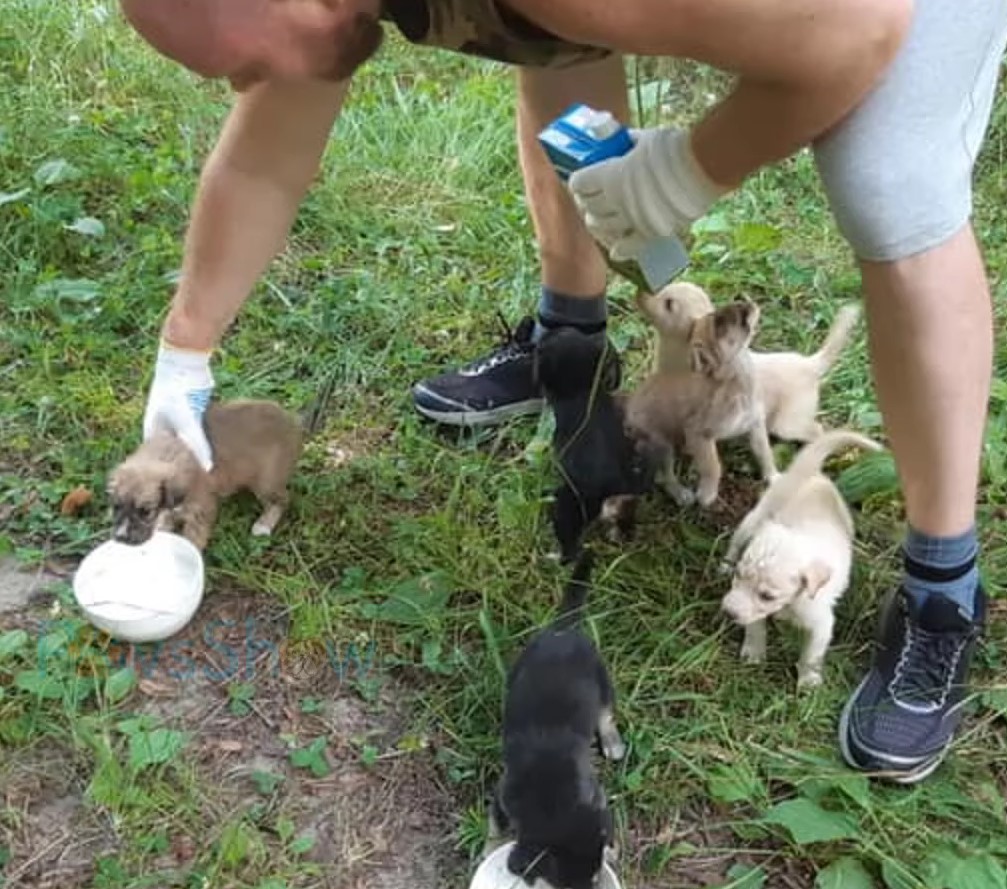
[73,530,205,643]
[470,841,622,889]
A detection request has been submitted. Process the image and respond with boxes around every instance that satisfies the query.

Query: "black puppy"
[491,552,625,889]
[534,327,655,563]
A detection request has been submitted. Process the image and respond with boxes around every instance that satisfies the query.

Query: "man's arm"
[144,79,348,468]
[164,78,350,350]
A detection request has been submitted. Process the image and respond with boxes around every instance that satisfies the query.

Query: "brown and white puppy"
[625,298,777,507]
[720,429,883,687]
[109,399,303,550]
[637,283,860,442]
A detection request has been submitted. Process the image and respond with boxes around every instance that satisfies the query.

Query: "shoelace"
[461,312,530,375]
[890,618,971,710]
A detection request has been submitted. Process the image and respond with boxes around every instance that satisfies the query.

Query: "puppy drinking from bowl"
[489,552,624,889]
[109,399,303,550]
[534,326,655,562]
[625,298,777,507]
[720,429,883,687]
[637,283,860,442]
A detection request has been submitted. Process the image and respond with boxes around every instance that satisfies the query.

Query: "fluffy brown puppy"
[109,399,303,550]
[625,299,777,507]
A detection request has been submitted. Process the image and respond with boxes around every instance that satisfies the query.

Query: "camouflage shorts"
[381,0,611,68]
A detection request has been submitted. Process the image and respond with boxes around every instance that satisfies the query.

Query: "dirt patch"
[1,588,465,889]
[1,742,119,889]
[0,559,61,615]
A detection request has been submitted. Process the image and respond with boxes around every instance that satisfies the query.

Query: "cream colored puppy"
[626,299,777,507]
[637,283,860,442]
[720,429,883,688]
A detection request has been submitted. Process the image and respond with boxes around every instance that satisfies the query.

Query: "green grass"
[2,3,1007,888]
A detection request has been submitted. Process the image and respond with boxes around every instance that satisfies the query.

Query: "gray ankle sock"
[903,525,979,621]
[532,288,607,343]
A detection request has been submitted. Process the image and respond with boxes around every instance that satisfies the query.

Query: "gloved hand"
[143,340,215,471]
[568,127,726,262]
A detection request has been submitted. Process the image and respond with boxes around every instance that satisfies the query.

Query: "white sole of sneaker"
[837,675,950,785]
[413,397,545,427]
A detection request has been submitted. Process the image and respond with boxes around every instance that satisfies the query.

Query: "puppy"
[625,299,777,507]
[490,552,624,889]
[637,283,860,442]
[534,327,655,563]
[720,429,883,687]
[109,399,303,550]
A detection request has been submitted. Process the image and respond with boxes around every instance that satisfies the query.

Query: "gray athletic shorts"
[813,0,1007,261]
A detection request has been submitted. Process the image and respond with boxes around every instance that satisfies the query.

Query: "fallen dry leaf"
[59,486,93,516]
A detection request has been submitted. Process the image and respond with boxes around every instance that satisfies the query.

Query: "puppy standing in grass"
[721,429,883,688]
[637,282,861,442]
[626,298,776,507]
[534,326,655,562]
[489,552,624,889]
[109,399,303,550]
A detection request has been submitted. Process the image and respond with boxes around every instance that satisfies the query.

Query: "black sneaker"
[412,315,545,426]
[839,586,985,784]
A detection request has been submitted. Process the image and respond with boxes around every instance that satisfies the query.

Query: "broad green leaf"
[707,762,764,805]
[0,629,29,659]
[14,670,64,699]
[359,572,452,627]
[716,864,766,889]
[800,774,872,809]
[817,856,876,889]
[922,845,1006,889]
[252,771,284,795]
[289,835,315,856]
[128,727,186,769]
[33,278,101,303]
[289,737,330,777]
[34,158,80,186]
[64,216,105,237]
[762,798,860,846]
[733,222,782,253]
[836,452,900,504]
[0,188,30,206]
[104,667,136,703]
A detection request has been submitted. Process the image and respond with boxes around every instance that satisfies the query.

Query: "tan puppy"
[720,429,883,687]
[109,399,303,550]
[637,283,860,442]
[625,298,777,507]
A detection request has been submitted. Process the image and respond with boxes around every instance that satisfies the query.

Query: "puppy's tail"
[810,303,860,378]
[554,549,594,630]
[759,430,883,514]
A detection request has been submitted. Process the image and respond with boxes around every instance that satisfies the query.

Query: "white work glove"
[568,127,727,262]
[143,340,215,471]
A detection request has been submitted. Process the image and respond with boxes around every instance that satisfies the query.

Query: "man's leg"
[412,55,626,426]
[813,0,1007,783]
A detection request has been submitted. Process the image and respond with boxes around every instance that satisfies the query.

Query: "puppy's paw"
[740,641,766,664]
[718,559,735,577]
[697,491,718,508]
[601,735,627,762]
[251,521,274,537]
[664,481,695,506]
[797,667,824,689]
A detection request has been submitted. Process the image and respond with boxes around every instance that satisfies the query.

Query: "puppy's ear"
[160,479,186,510]
[690,342,716,376]
[800,560,832,598]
